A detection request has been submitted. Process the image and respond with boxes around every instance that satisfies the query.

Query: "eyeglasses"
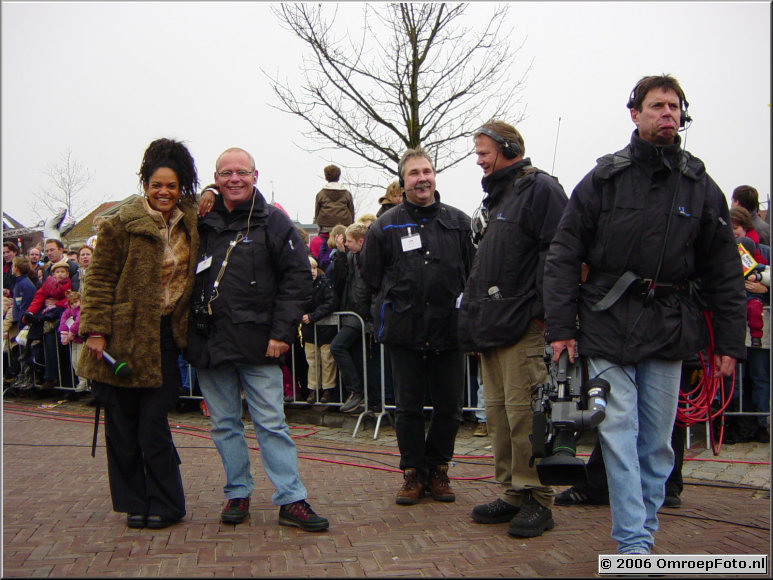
[216,170,254,178]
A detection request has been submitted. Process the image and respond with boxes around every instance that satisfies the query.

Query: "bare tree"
[30,149,95,221]
[268,3,530,182]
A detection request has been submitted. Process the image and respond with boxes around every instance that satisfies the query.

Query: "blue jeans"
[746,347,771,426]
[196,363,307,506]
[588,357,681,555]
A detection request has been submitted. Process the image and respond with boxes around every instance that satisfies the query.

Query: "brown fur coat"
[77,196,199,387]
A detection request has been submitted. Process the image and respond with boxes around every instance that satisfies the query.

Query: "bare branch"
[266,2,528,180]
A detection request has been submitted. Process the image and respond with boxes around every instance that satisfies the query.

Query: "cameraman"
[544,75,746,555]
[458,120,568,538]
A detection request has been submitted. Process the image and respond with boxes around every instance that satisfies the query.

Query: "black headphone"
[475,127,521,159]
[627,86,692,128]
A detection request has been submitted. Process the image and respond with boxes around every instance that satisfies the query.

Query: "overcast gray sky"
[2,1,770,229]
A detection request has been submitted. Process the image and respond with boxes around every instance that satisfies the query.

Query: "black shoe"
[507,493,555,537]
[751,337,762,348]
[662,494,681,508]
[278,500,329,532]
[221,497,250,524]
[126,513,146,528]
[554,486,609,506]
[754,426,770,443]
[146,515,179,529]
[470,498,520,524]
[340,392,364,413]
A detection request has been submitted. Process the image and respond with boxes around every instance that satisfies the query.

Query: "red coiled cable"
[675,311,735,454]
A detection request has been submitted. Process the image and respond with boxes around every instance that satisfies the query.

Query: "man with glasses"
[186,147,328,532]
[458,120,568,538]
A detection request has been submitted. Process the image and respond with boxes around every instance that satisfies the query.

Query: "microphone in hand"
[102,350,132,378]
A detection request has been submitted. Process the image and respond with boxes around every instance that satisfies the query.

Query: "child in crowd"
[301,256,339,404]
[58,290,88,392]
[23,260,72,324]
[314,164,354,230]
[731,207,768,348]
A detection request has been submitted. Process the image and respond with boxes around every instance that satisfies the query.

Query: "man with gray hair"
[458,119,568,538]
[359,147,474,506]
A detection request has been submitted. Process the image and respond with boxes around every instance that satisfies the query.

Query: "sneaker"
[278,500,329,532]
[427,464,455,502]
[751,337,762,348]
[554,486,609,506]
[507,493,555,537]
[320,389,334,404]
[473,422,488,437]
[662,494,681,508]
[221,497,250,524]
[306,390,318,404]
[470,498,519,524]
[340,392,364,413]
[395,468,426,505]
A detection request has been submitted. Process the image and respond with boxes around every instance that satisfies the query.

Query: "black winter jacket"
[359,193,474,351]
[543,131,747,364]
[186,189,312,368]
[301,271,337,345]
[458,159,568,351]
[330,249,372,332]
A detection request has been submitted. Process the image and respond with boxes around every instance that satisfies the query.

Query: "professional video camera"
[529,346,610,486]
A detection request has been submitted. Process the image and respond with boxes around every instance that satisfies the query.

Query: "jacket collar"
[202,187,269,230]
[402,191,441,216]
[481,158,533,202]
[629,130,685,172]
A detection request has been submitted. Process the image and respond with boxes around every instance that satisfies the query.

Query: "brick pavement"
[2,396,770,577]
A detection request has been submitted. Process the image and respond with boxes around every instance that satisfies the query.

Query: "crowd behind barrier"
[3,307,769,449]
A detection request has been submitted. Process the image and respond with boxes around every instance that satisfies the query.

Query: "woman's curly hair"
[138,138,199,201]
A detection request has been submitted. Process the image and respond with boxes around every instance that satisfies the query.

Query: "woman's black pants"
[92,316,185,520]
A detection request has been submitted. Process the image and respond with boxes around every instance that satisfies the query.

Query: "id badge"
[196,255,213,274]
[401,230,422,252]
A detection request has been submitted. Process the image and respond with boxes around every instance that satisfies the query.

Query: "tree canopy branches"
[267,3,530,178]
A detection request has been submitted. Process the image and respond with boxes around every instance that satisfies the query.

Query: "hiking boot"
[473,422,488,437]
[395,468,425,505]
[278,500,329,532]
[507,493,555,537]
[221,497,250,524]
[427,464,455,502]
[554,486,609,506]
[306,390,318,404]
[470,498,519,524]
[340,392,364,413]
[320,389,334,404]
[662,494,682,508]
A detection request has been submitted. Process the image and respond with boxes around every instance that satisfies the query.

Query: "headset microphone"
[102,351,132,378]
[475,127,520,159]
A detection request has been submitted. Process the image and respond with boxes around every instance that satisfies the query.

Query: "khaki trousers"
[480,319,554,508]
[304,342,337,391]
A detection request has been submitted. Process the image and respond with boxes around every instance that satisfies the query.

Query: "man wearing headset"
[359,147,475,507]
[458,120,569,538]
[543,75,746,555]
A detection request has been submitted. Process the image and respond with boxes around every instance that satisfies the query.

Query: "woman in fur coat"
[78,138,200,530]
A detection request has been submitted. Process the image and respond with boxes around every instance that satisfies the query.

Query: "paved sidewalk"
[2,396,770,578]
